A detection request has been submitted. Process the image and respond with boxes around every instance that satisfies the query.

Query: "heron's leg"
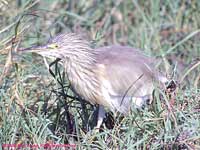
[96,105,105,129]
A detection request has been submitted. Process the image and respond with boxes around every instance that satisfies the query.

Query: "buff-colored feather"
[20,33,169,128]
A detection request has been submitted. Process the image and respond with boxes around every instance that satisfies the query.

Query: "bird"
[19,33,170,129]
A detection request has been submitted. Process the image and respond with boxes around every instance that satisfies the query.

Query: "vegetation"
[0,0,199,149]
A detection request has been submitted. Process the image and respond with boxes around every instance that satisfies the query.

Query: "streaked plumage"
[20,33,168,128]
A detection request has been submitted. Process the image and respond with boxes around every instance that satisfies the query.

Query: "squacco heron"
[20,33,169,128]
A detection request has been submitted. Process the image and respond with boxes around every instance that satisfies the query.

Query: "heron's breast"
[66,63,103,105]
[96,64,118,110]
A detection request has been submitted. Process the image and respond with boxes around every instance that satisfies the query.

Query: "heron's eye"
[47,44,59,49]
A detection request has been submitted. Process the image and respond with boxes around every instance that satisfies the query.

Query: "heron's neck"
[64,47,97,83]
[65,49,100,101]
[66,47,96,68]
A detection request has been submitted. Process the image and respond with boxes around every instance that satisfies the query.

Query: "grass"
[0,0,200,149]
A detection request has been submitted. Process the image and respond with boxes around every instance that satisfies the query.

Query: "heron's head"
[20,33,92,60]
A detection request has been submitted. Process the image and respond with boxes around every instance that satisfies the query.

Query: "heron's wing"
[96,46,161,113]
[96,45,158,96]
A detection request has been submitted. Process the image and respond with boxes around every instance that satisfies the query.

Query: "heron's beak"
[18,45,47,53]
